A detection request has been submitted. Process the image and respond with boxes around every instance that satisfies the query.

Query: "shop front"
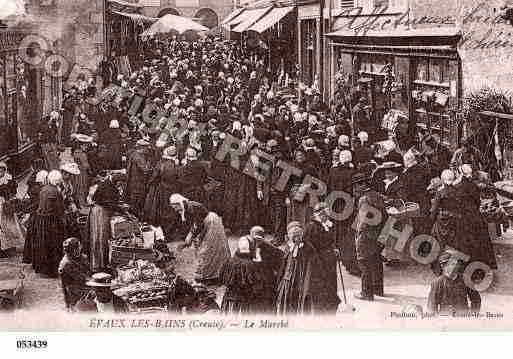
[106,0,157,78]
[0,28,43,177]
[328,27,462,151]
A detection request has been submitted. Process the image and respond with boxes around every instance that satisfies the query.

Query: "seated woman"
[170,194,230,284]
[58,237,91,310]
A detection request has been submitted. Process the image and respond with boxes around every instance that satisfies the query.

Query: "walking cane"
[337,260,356,313]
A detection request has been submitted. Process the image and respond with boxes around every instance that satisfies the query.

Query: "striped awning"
[247,6,294,33]
[108,0,143,8]
[222,8,245,25]
[232,7,271,33]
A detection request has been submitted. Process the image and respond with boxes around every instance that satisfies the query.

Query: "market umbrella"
[140,14,208,38]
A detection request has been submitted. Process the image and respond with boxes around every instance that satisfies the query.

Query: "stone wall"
[141,0,234,25]
[27,0,105,78]
[410,0,513,93]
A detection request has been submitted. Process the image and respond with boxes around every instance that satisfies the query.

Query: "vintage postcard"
[1,0,513,335]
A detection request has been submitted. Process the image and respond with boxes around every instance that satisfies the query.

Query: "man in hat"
[427,252,481,315]
[86,272,115,313]
[125,139,153,218]
[353,172,386,301]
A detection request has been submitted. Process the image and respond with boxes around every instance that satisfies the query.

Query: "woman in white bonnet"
[143,145,181,236]
[327,149,360,276]
[170,193,230,284]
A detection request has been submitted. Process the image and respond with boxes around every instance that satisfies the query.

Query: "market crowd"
[0,35,501,316]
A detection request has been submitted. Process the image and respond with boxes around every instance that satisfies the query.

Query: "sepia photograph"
[1,0,513,341]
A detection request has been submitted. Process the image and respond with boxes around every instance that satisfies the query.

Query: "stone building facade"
[139,0,234,29]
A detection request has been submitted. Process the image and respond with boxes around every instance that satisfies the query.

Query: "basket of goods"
[116,260,166,284]
[386,199,420,220]
[110,234,157,267]
[113,280,170,312]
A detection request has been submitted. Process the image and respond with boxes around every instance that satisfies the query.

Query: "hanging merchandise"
[382,109,408,131]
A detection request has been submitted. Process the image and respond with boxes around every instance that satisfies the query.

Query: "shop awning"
[224,8,250,28]
[247,6,294,33]
[232,7,272,33]
[108,0,143,9]
[326,27,462,47]
[222,8,245,25]
[111,11,158,24]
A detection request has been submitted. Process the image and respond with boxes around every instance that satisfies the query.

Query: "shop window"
[339,0,356,8]
[5,54,16,91]
[414,58,449,86]
[356,0,407,12]
[374,0,389,8]
[412,57,457,148]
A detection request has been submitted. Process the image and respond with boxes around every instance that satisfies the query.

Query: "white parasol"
[140,14,208,38]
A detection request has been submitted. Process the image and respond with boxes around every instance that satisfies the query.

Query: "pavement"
[2,235,513,316]
[4,149,513,317]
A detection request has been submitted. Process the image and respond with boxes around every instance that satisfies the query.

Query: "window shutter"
[339,0,356,8]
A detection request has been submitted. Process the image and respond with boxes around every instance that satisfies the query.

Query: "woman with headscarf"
[276,221,306,314]
[454,165,497,271]
[58,237,91,310]
[300,203,341,314]
[23,170,48,264]
[219,237,264,315]
[72,138,92,208]
[143,146,181,238]
[32,170,67,277]
[327,150,360,276]
[101,120,124,170]
[171,194,230,284]
[0,162,16,201]
[38,113,60,170]
[286,149,317,229]
[87,173,123,273]
[430,169,461,275]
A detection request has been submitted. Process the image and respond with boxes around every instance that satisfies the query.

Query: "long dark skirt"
[335,221,359,272]
[31,215,66,277]
[22,213,36,264]
[143,183,160,225]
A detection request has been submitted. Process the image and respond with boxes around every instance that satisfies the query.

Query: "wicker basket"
[386,199,420,220]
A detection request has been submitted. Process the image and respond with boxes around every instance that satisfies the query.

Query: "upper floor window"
[339,0,357,8]
[355,0,407,13]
